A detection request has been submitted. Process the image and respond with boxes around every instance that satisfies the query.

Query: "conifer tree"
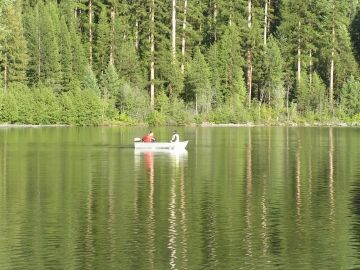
[0,0,28,90]
[261,36,284,108]
[94,4,110,76]
[38,2,62,91]
[318,0,358,111]
[82,65,100,94]
[115,40,144,88]
[100,63,120,100]
[185,48,212,114]
[23,3,40,86]
[59,16,73,91]
[208,26,246,104]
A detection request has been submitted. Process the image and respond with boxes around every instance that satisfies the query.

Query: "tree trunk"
[135,20,139,50]
[89,0,93,66]
[38,24,41,81]
[150,0,155,109]
[214,2,217,41]
[229,8,232,26]
[247,0,252,107]
[264,0,268,46]
[110,6,115,65]
[195,93,198,114]
[297,21,301,91]
[329,23,335,113]
[181,0,187,74]
[267,0,271,32]
[309,50,312,92]
[4,57,7,92]
[286,80,290,120]
[171,0,176,61]
[248,0,252,28]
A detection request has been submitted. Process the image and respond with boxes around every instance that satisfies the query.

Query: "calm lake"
[0,126,360,269]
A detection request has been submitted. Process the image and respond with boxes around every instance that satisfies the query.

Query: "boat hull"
[134,141,188,150]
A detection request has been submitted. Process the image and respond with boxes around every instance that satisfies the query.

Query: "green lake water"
[0,126,360,269]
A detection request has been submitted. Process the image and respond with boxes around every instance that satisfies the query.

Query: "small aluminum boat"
[134,139,188,150]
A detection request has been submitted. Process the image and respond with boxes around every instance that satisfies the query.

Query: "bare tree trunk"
[229,12,232,26]
[297,21,301,91]
[150,0,155,109]
[38,25,41,81]
[214,2,217,41]
[309,50,312,92]
[181,0,187,74]
[248,0,252,28]
[247,0,253,107]
[4,59,7,92]
[89,0,93,66]
[135,20,139,50]
[267,0,271,32]
[171,0,176,61]
[195,93,198,115]
[286,81,290,120]
[329,23,335,113]
[264,0,268,46]
[109,6,115,65]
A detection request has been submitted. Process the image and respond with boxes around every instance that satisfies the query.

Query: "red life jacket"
[142,134,154,142]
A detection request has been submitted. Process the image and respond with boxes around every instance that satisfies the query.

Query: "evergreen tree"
[59,16,73,91]
[82,65,100,95]
[23,4,40,86]
[340,76,360,116]
[351,9,360,63]
[209,26,246,105]
[260,36,284,109]
[185,48,212,114]
[115,40,145,88]
[277,0,313,97]
[317,0,358,110]
[0,0,28,90]
[94,4,110,76]
[100,63,121,100]
[39,2,62,91]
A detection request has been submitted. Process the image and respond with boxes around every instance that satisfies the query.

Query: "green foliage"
[72,89,103,125]
[146,110,166,126]
[32,86,61,124]
[0,0,360,125]
[100,63,121,99]
[0,0,28,88]
[39,3,62,91]
[340,76,360,116]
[94,4,110,75]
[82,66,100,95]
[167,98,192,125]
[185,48,213,113]
[261,37,285,109]
[0,88,18,123]
[115,40,145,88]
[118,82,149,121]
[9,83,34,123]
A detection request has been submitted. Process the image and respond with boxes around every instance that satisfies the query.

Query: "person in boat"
[142,131,156,142]
[170,130,179,142]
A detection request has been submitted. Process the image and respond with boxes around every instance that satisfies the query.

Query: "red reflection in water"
[144,151,154,172]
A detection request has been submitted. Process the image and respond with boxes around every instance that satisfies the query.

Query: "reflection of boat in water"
[134,148,188,155]
[134,140,188,150]
[133,146,188,268]
[134,148,188,170]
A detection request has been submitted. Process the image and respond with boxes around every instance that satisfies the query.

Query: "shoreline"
[1,121,359,128]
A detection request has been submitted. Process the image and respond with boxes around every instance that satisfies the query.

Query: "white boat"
[134,140,188,150]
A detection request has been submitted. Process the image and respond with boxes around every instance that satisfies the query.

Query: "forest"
[1,0,360,125]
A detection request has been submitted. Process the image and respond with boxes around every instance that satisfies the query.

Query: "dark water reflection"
[0,127,360,269]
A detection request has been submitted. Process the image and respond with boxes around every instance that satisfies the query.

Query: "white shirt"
[171,133,179,142]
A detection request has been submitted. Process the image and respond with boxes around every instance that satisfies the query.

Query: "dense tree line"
[0,0,360,125]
